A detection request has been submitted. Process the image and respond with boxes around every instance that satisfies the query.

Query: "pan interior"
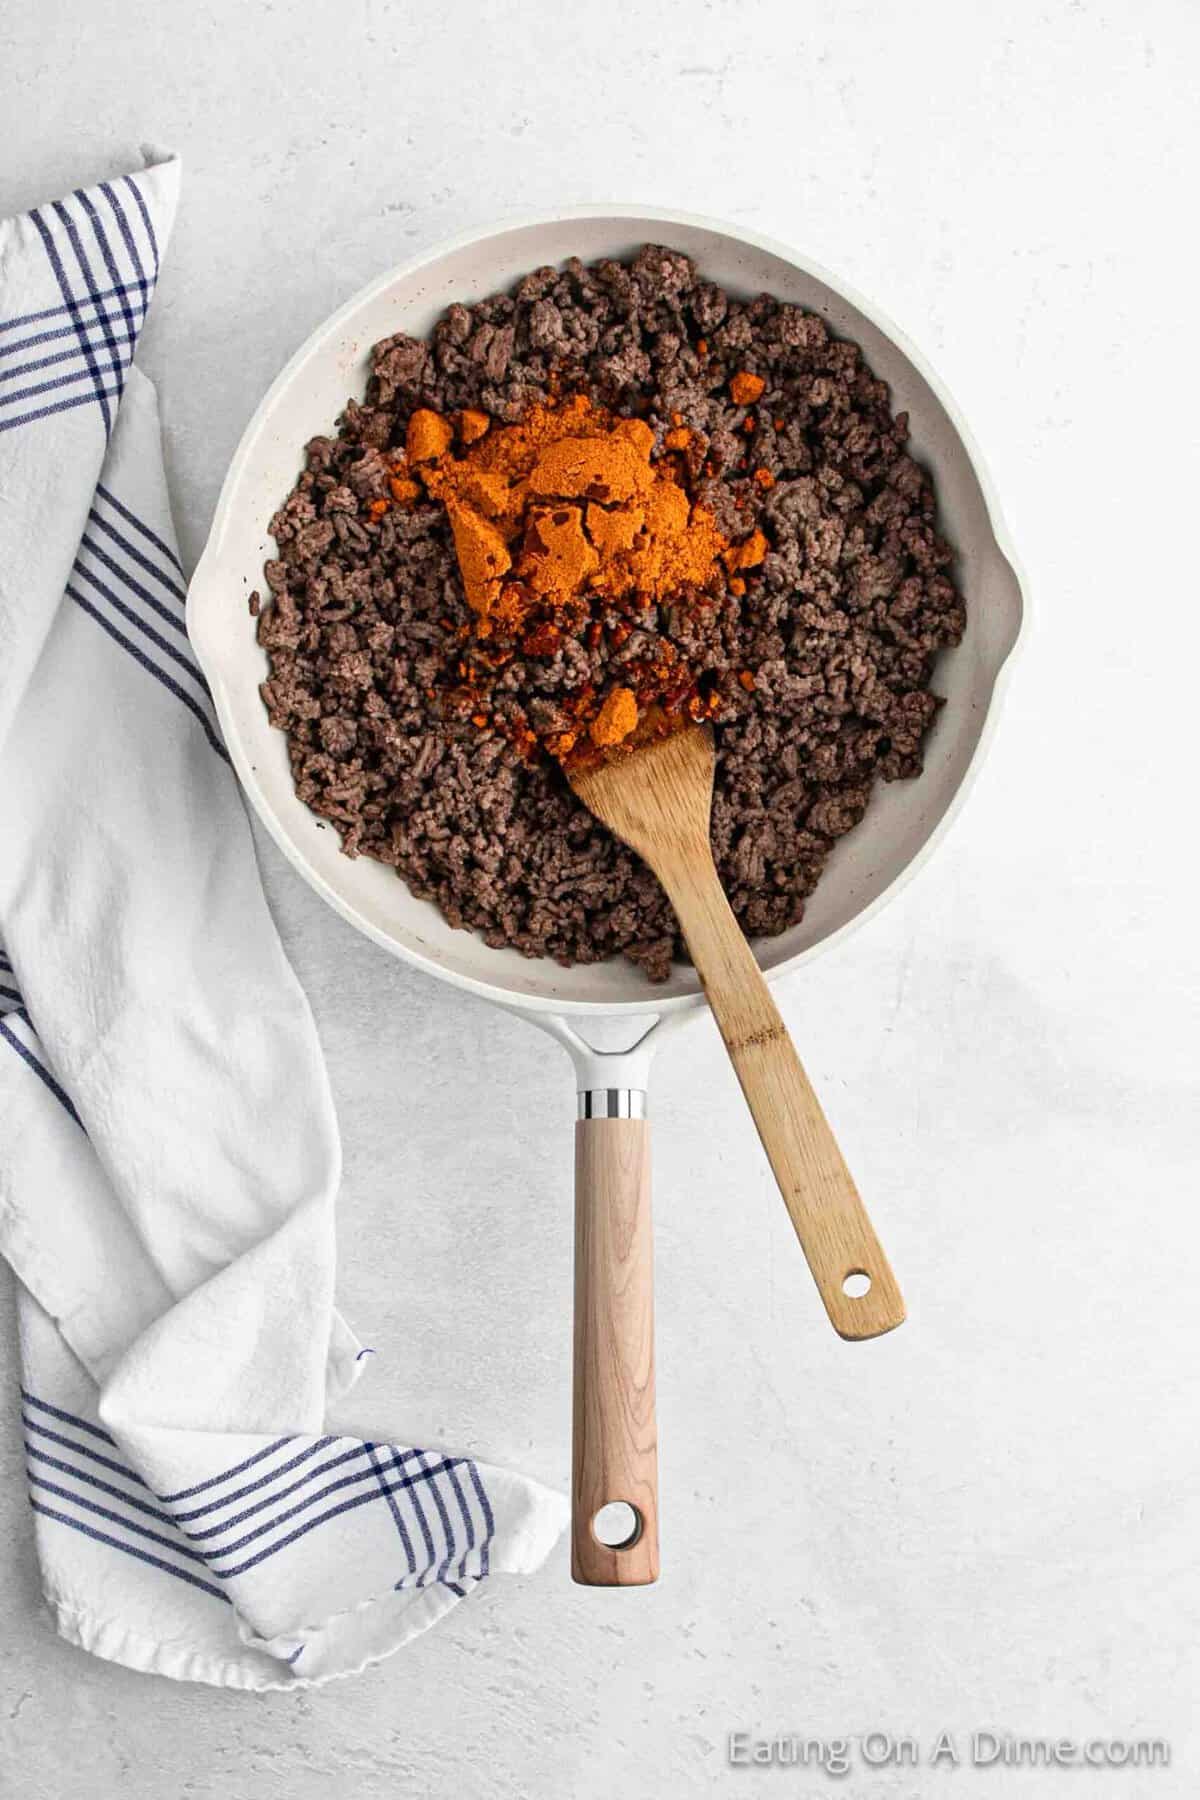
[191,212,1024,1016]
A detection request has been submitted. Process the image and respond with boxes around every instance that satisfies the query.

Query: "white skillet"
[187,208,1027,1585]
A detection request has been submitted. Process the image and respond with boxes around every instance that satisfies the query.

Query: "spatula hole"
[843,1270,872,1298]
[592,1502,642,1549]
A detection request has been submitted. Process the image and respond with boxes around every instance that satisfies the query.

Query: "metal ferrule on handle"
[578,1089,647,1119]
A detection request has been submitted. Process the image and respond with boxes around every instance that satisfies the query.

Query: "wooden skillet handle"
[572,1116,659,1585]
[658,852,905,1342]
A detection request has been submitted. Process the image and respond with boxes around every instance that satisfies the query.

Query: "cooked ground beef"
[256,246,965,982]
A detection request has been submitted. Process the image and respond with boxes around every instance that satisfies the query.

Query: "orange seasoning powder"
[397,395,759,760]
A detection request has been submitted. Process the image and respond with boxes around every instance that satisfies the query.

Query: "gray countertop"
[2,1,1198,1794]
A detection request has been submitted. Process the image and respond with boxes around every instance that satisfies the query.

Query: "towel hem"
[41,1577,474,1692]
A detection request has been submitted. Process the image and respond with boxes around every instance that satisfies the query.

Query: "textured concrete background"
[1,1,1198,1795]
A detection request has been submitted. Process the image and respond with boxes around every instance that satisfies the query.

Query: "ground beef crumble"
[255,246,965,983]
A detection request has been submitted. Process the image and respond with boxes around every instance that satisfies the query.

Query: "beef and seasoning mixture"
[255,246,965,982]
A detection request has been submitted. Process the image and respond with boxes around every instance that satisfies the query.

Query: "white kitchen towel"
[0,155,566,1689]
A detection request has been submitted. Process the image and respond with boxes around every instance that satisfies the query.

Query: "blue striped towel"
[0,156,566,1688]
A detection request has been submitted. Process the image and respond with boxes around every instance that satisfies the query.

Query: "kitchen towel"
[0,155,566,1688]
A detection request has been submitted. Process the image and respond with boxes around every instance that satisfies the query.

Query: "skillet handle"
[572,1112,659,1585]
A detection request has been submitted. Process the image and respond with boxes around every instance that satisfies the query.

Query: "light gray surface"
[1,2,1197,1795]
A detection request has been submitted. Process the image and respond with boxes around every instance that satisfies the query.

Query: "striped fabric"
[0,159,565,1688]
[66,479,227,760]
[22,1386,494,1606]
[0,995,82,1125]
[2,178,159,436]
[0,947,21,1017]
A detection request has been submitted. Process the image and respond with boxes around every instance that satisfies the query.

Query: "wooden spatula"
[570,722,905,1343]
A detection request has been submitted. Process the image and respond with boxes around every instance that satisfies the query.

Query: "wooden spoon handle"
[572,1117,660,1585]
[660,855,905,1341]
